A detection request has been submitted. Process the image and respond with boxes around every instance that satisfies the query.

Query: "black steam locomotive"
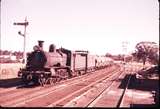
[18,41,113,86]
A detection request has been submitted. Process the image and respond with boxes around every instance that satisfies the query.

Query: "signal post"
[13,17,29,64]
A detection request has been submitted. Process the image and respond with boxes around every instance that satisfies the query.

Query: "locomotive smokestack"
[38,40,44,50]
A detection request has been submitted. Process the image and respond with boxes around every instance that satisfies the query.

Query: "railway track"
[0,63,144,107]
[62,69,124,107]
[116,72,133,108]
[0,65,115,94]
[61,63,143,107]
[62,64,133,107]
[48,67,122,107]
[0,65,119,107]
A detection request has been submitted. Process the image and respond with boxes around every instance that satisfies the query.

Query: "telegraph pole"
[122,41,128,62]
[122,41,129,72]
[13,17,29,64]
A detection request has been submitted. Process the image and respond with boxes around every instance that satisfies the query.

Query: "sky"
[1,0,159,55]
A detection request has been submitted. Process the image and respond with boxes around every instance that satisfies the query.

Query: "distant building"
[0,54,17,63]
[10,55,16,61]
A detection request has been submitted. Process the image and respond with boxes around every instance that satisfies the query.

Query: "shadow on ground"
[0,78,22,88]
[0,78,39,88]
[118,66,159,107]
[130,104,158,108]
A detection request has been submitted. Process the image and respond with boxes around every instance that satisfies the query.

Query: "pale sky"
[1,0,159,55]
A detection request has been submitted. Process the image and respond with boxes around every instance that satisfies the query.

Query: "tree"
[105,53,112,57]
[134,41,159,65]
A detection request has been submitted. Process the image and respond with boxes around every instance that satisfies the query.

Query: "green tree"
[135,41,159,65]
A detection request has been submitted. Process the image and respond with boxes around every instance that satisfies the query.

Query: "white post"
[23,17,27,64]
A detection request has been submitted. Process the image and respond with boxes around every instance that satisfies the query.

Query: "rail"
[116,72,132,107]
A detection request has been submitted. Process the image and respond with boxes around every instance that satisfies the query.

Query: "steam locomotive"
[18,41,114,86]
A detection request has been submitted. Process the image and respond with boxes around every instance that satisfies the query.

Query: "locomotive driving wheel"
[48,77,57,85]
[38,74,46,86]
[39,77,46,86]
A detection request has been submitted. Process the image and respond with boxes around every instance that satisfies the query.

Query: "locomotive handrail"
[45,66,71,69]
